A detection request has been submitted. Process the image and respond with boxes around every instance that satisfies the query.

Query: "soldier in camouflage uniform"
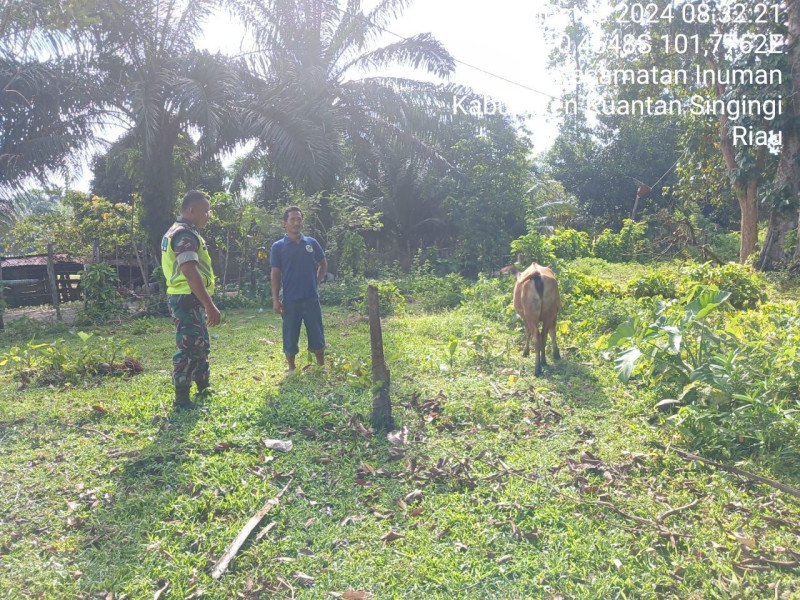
[161,190,221,409]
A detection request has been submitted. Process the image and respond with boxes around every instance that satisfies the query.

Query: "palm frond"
[337,33,454,79]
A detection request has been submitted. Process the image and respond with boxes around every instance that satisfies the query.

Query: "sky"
[199,0,566,143]
[69,0,564,192]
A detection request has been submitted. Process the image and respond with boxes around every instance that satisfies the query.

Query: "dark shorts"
[282,298,325,356]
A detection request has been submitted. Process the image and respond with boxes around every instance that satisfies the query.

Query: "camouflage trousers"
[168,294,210,389]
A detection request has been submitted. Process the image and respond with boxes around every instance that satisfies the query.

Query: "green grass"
[2,276,800,599]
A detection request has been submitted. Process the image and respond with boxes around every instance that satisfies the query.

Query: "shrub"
[604,289,800,467]
[412,272,465,311]
[358,281,406,316]
[593,220,647,262]
[213,293,261,310]
[0,316,70,342]
[319,277,365,307]
[558,268,623,300]
[339,231,367,278]
[0,331,142,386]
[680,262,766,310]
[76,263,127,324]
[568,295,638,337]
[628,268,679,299]
[708,231,740,264]
[461,275,515,324]
[550,228,591,260]
[510,233,555,265]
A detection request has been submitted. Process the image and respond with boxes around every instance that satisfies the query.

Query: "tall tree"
[0,1,99,201]
[233,0,457,206]
[88,0,243,250]
[760,0,800,270]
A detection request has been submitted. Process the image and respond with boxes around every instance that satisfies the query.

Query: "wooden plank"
[210,482,290,579]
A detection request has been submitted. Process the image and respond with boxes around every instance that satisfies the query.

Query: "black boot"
[174,386,198,410]
[195,376,212,398]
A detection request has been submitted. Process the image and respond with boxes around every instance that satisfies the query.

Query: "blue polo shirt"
[270,233,325,302]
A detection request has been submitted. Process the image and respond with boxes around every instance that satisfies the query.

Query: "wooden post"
[222,229,230,292]
[0,246,4,330]
[46,243,61,321]
[367,285,393,431]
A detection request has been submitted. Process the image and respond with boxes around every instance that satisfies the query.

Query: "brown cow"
[501,262,561,376]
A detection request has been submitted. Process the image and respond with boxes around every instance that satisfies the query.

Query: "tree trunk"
[46,243,61,321]
[740,171,761,264]
[367,285,393,432]
[759,206,796,270]
[713,62,763,264]
[761,0,800,270]
[0,248,4,330]
[222,229,230,292]
[141,120,178,253]
[132,237,148,295]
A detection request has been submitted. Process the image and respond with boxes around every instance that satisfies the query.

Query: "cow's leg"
[522,329,530,357]
[539,321,549,367]
[533,326,543,376]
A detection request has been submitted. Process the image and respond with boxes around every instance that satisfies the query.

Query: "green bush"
[680,262,766,310]
[358,281,407,316]
[558,268,623,300]
[707,231,740,264]
[0,316,70,342]
[567,295,639,337]
[319,278,365,307]
[412,272,465,311]
[628,268,679,299]
[76,263,127,324]
[0,331,142,386]
[593,220,647,262]
[339,231,367,278]
[213,293,261,310]
[510,233,555,265]
[461,275,515,324]
[605,289,800,467]
[550,228,591,260]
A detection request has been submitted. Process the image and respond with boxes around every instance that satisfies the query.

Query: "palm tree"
[233,0,459,203]
[87,0,245,249]
[0,3,99,205]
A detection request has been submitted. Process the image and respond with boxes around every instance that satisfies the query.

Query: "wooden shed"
[1,254,84,307]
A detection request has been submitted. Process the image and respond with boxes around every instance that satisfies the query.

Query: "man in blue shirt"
[270,206,328,371]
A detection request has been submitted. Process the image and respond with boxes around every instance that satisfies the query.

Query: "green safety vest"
[161,221,215,295]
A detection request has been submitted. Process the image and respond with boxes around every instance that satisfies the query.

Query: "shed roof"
[1,254,84,268]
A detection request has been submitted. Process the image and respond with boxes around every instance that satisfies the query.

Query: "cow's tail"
[519,267,545,298]
[531,271,544,298]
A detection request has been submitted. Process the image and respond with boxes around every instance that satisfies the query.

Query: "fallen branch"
[674,449,800,500]
[657,498,700,524]
[211,481,290,579]
[82,427,114,441]
[588,500,694,539]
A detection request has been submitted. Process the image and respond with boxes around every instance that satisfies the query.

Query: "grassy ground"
[1,281,800,599]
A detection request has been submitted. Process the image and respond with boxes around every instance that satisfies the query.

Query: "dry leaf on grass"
[293,571,315,586]
[381,531,405,542]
